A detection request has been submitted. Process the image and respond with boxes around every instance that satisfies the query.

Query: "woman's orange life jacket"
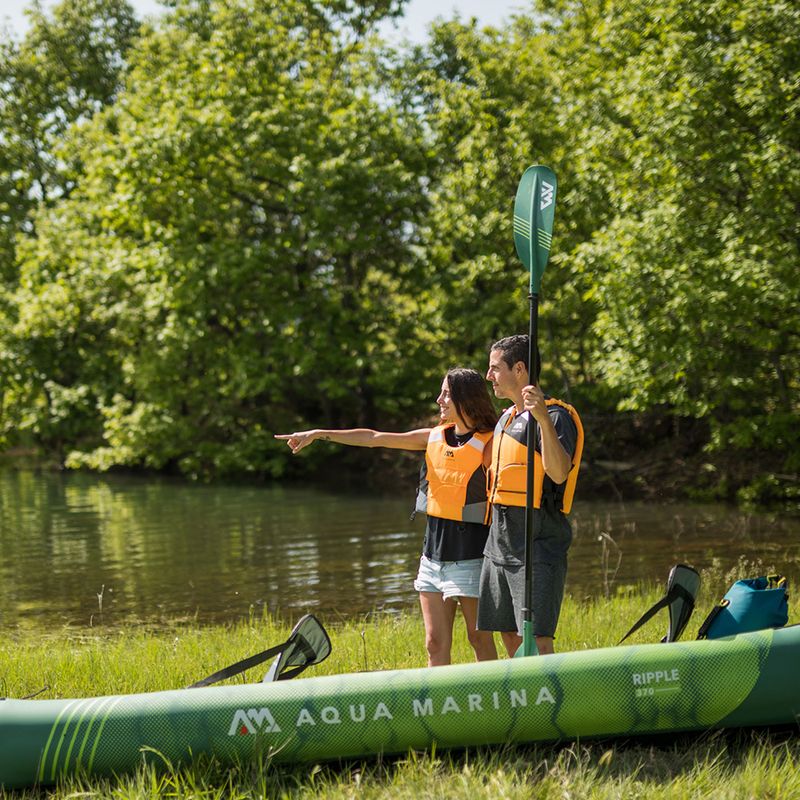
[423,425,493,524]
[487,398,583,513]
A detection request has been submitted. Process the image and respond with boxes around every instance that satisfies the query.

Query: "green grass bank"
[1,577,799,799]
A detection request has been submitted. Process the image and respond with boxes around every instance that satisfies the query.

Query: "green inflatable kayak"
[2,625,799,789]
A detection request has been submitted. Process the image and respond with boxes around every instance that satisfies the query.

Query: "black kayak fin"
[187,614,332,688]
[618,563,701,645]
[263,613,332,682]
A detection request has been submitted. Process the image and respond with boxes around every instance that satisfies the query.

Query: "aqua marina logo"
[228,687,556,736]
[229,707,281,735]
[540,181,554,210]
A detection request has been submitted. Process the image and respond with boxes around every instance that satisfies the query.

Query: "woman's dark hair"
[446,367,498,433]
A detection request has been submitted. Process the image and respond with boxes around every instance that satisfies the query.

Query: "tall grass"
[1,577,798,799]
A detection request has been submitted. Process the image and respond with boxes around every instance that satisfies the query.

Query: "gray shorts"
[477,557,567,638]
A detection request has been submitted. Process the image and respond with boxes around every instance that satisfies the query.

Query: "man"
[479,334,583,656]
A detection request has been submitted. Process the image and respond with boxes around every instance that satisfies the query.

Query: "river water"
[1,469,798,629]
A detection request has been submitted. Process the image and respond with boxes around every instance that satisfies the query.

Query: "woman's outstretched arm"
[274,428,430,454]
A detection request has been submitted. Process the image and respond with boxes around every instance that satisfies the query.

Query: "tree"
[0,0,140,276]
[565,0,800,497]
[0,0,140,450]
[401,12,607,401]
[408,0,799,501]
[4,0,434,477]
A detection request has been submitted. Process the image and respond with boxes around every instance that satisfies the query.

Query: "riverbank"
[4,408,800,512]
[2,583,799,798]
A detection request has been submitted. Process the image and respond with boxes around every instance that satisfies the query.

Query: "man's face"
[486,349,522,400]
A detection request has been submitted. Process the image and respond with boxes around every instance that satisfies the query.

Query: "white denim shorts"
[413,555,483,600]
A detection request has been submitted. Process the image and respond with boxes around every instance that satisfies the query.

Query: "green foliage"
[569,0,800,455]
[0,0,140,273]
[3,0,435,476]
[405,19,563,357]
[400,9,621,403]
[0,0,140,450]
[0,0,797,499]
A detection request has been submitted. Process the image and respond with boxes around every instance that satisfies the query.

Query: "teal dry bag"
[697,574,789,640]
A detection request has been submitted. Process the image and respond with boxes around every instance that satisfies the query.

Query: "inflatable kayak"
[2,624,799,789]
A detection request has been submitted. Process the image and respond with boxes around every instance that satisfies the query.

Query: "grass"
[1,572,799,799]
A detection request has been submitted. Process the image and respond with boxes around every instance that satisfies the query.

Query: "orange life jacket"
[487,398,583,513]
[423,425,493,524]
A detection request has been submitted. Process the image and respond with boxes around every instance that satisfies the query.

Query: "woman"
[275,367,498,666]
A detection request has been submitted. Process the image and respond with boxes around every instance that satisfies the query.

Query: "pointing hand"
[274,430,318,454]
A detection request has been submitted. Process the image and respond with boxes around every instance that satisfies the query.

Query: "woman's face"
[436,377,456,423]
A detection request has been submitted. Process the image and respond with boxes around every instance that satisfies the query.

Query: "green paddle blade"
[513,165,557,294]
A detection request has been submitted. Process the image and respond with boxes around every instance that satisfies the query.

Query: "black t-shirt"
[422,427,490,562]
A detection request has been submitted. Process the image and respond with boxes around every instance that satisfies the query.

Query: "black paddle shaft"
[523,291,540,627]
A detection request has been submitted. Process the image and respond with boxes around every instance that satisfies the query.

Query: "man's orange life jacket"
[487,398,583,513]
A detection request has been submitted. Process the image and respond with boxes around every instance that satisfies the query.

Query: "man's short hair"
[490,335,541,383]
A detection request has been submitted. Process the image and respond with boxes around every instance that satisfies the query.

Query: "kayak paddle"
[512,164,558,657]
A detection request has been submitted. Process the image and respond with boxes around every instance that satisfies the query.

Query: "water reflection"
[0,469,798,629]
